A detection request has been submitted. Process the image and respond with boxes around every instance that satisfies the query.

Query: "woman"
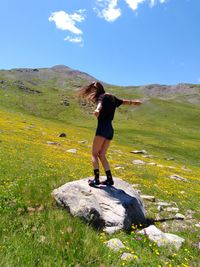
[79,81,142,186]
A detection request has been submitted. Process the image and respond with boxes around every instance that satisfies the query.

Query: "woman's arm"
[122,99,142,106]
[93,102,102,117]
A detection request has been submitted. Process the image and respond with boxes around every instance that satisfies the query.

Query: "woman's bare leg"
[98,139,111,171]
[91,136,107,169]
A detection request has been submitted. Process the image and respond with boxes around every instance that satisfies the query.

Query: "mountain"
[0,65,199,104]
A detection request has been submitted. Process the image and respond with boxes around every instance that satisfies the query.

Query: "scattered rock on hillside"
[169,174,188,182]
[142,154,153,158]
[130,150,147,155]
[59,133,67,137]
[140,195,155,202]
[121,252,134,261]
[148,162,156,166]
[157,164,164,168]
[52,177,146,233]
[106,238,125,252]
[138,225,185,250]
[114,164,125,168]
[114,166,124,170]
[47,141,61,146]
[66,149,77,154]
[14,80,41,94]
[181,165,192,172]
[165,157,175,161]
[132,160,146,165]
[175,213,185,220]
[165,207,179,213]
[78,140,88,144]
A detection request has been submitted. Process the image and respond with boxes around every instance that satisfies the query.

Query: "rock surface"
[66,149,77,154]
[132,160,146,165]
[106,238,125,252]
[138,225,185,250]
[52,177,146,233]
[169,174,188,182]
[120,252,134,261]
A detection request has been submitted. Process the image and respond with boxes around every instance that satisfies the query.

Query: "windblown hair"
[78,81,105,103]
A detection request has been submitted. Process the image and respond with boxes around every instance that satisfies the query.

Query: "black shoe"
[88,179,100,187]
[101,179,114,186]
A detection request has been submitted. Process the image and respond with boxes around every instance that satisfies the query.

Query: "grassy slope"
[0,79,200,266]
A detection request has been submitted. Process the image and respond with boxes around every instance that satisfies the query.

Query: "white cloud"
[95,0,121,22]
[125,0,167,10]
[48,10,86,35]
[94,0,167,21]
[64,36,83,44]
[125,0,145,11]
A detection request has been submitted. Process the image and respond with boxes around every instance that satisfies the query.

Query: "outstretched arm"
[93,102,102,117]
[122,99,142,106]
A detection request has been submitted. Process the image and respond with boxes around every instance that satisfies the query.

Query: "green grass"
[0,81,200,266]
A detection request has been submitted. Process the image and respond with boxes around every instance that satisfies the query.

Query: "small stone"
[78,140,88,144]
[130,150,147,155]
[195,223,200,228]
[114,164,124,168]
[47,141,60,146]
[105,238,125,252]
[157,164,164,168]
[59,133,67,137]
[148,162,156,166]
[156,201,172,207]
[175,213,185,220]
[132,160,146,165]
[166,207,179,213]
[140,195,155,202]
[165,157,175,161]
[170,174,188,182]
[114,166,124,170]
[181,165,192,172]
[142,154,153,158]
[120,252,134,261]
[168,166,176,169]
[66,149,77,154]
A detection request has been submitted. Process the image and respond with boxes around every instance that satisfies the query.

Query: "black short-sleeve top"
[97,93,123,121]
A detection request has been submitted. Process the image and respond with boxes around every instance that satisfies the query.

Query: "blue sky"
[0,0,199,86]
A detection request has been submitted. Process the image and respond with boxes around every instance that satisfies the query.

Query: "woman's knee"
[92,151,99,160]
[98,152,106,160]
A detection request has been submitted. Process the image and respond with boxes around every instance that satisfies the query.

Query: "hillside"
[0,66,200,266]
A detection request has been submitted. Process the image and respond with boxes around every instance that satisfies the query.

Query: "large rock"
[52,177,146,233]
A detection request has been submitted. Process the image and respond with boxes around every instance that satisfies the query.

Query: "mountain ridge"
[0,65,200,104]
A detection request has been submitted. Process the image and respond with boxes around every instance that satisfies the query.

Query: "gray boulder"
[138,225,185,250]
[52,177,146,233]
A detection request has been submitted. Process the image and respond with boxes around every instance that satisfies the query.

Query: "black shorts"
[95,120,114,140]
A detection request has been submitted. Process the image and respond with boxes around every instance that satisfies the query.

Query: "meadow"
[0,75,200,266]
